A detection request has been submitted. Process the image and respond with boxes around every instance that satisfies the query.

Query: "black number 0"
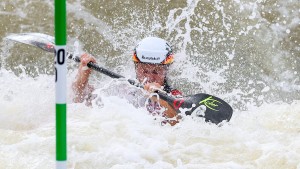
[57,49,65,65]
[55,48,65,82]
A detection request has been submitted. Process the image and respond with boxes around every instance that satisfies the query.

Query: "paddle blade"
[174,93,233,124]
[5,33,55,53]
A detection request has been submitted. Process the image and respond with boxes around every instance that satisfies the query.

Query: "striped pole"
[54,0,67,168]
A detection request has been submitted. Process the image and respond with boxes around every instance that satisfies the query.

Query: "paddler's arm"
[155,97,179,126]
[72,53,96,103]
[144,83,179,126]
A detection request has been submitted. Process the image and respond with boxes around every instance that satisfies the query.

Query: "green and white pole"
[54,0,67,168]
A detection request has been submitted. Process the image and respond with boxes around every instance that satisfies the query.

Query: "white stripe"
[56,161,67,169]
[55,46,67,104]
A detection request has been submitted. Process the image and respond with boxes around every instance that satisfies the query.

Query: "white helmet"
[133,37,174,64]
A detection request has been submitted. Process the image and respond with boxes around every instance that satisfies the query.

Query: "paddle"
[5,33,233,124]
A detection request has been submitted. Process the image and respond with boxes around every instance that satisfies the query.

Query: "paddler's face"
[135,63,167,85]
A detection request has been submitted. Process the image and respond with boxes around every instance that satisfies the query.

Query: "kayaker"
[72,37,182,125]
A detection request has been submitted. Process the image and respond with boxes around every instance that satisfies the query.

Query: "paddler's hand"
[144,82,163,93]
[79,53,96,74]
[144,82,179,126]
[72,53,96,103]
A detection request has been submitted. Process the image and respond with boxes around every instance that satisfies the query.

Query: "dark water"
[0,0,300,110]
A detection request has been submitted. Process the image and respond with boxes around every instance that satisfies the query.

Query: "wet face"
[135,63,168,85]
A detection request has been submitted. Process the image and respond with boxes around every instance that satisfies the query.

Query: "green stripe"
[56,104,67,161]
[54,0,66,45]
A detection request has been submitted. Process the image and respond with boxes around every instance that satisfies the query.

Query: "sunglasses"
[135,63,168,75]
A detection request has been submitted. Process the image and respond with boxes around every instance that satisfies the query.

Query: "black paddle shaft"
[69,54,140,87]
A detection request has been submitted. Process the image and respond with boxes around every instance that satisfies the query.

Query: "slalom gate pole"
[54,0,67,168]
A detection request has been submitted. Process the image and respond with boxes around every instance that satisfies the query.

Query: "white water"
[0,69,299,169]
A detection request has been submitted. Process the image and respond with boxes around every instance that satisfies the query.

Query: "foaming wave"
[0,69,55,131]
[1,67,300,168]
